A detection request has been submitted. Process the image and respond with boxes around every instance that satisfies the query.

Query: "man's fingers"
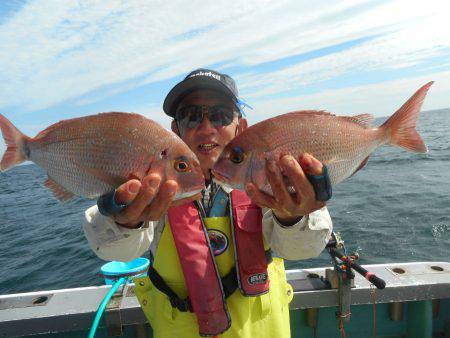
[265,160,293,207]
[114,179,142,205]
[144,180,178,220]
[246,183,277,209]
[280,155,315,203]
[299,153,323,175]
[115,174,162,224]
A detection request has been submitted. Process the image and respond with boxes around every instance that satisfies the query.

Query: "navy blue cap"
[163,68,240,117]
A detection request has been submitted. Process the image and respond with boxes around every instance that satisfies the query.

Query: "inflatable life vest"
[164,190,269,336]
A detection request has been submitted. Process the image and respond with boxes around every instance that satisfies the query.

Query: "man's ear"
[237,118,248,134]
[171,120,180,136]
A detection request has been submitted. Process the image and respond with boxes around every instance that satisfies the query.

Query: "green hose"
[88,277,128,338]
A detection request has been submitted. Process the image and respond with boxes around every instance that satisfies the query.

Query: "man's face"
[171,89,247,179]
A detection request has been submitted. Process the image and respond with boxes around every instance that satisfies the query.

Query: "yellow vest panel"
[134,216,294,338]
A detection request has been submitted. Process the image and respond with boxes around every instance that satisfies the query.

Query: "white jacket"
[83,205,332,262]
[83,192,332,262]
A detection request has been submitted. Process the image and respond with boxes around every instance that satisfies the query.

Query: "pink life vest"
[167,190,270,336]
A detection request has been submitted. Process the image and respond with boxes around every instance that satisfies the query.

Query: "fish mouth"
[211,169,231,182]
[172,188,203,206]
[212,173,244,191]
[174,187,203,200]
[214,179,237,191]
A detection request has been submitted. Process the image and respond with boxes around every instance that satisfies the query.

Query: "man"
[83,69,332,337]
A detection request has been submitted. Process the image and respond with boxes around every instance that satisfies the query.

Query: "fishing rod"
[328,245,386,290]
[325,232,386,338]
[326,233,386,290]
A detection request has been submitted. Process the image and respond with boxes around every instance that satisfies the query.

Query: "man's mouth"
[198,143,219,153]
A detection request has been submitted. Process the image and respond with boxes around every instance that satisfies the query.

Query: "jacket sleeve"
[262,207,332,260]
[82,205,157,262]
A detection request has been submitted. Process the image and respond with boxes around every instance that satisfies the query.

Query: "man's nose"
[196,115,216,134]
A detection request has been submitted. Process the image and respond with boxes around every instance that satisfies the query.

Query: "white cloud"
[237,11,450,98]
[247,69,450,124]
[1,0,450,113]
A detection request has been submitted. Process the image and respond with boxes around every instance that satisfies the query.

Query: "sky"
[1,0,450,155]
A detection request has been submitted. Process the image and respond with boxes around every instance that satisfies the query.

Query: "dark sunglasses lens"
[177,106,203,128]
[210,106,235,126]
[176,105,237,129]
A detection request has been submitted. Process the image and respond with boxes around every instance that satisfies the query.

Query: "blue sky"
[1,0,450,154]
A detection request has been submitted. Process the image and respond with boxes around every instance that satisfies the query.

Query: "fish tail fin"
[0,114,31,171]
[380,81,433,153]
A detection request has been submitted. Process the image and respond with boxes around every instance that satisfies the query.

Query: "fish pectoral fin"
[78,165,124,187]
[349,156,370,177]
[322,157,346,166]
[44,177,75,201]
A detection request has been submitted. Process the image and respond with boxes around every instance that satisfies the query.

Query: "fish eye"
[174,159,190,172]
[230,147,245,164]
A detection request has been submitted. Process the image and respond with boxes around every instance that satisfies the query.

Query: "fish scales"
[29,113,166,197]
[247,112,382,184]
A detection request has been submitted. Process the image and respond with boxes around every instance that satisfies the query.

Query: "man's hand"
[110,173,179,228]
[245,153,326,226]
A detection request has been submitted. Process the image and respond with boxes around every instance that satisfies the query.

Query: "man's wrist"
[272,211,303,227]
[115,221,145,229]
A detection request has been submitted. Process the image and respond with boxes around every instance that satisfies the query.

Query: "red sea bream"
[0,112,205,201]
[213,82,433,194]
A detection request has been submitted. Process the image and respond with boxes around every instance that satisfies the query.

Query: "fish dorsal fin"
[286,110,336,117]
[97,111,144,119]
[341,114,374,128]
[44,177,75,201]
[34,112,143,140]
[34,121,66,139]
[285,111,373,128]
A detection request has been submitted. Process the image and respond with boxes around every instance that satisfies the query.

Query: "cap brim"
[163,76,238,117]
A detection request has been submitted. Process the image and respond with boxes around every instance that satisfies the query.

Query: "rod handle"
[365,272,386,290]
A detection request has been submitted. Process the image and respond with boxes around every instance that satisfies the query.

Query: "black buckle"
[306,165,332,201]
[169,297,192,312]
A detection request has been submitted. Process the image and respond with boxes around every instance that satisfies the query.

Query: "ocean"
[0,109,449,295]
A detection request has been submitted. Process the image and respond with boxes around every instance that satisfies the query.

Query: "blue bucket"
[100,257,150,285]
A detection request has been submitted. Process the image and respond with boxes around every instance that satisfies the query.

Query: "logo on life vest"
[207,229,228,256]
[248,272,268,285]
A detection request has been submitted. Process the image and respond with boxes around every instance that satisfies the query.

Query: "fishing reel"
[325,232,386,323]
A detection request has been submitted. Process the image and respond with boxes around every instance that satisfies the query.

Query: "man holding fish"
[0,65,430,337]
[83,69,333,337]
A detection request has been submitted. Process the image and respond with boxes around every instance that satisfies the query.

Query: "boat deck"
[1,261,449,337]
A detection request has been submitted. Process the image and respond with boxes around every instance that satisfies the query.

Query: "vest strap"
[167,204,231,336]
[147,249,273,312]
[147,266,193,312]
[231,190,270,296]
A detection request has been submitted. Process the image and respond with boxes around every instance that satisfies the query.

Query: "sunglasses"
[175,105,240,129]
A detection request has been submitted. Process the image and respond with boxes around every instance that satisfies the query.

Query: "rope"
[370,284,377,338]
[339,317,347,338]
